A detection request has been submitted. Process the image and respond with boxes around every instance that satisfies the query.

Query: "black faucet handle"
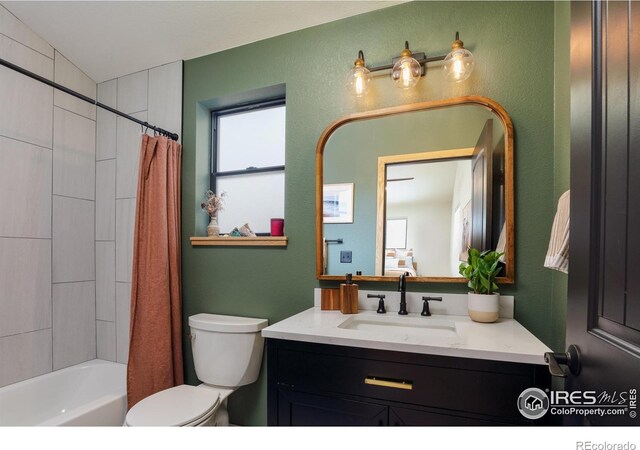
[421,296,443,317]
[367,294,386,314]
[398,272,410,291]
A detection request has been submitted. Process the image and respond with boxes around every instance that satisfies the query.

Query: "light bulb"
[346,51,371,97]
[453,57,463,77]
[443,32,475,83]
[392,43,421,89]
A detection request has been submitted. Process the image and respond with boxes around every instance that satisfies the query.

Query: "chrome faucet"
[398,272,409,315]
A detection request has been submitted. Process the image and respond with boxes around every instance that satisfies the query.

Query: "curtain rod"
[0,57,179,141]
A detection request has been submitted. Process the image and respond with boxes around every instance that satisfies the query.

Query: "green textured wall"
[182,1,557,425]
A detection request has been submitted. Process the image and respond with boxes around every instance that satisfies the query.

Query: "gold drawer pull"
[364,376,413,390]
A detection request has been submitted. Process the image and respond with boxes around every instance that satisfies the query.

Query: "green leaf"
[457,247,502,293]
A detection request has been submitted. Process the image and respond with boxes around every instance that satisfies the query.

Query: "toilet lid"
[126,385,220,427]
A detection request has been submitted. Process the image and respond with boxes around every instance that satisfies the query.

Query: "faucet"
[398,272,409,315]
[421,296,443,316]
[367,294,386,314]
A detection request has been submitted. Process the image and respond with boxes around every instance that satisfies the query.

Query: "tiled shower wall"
[95,61,182,364]
[0,6,97,386]
[0,5,183,385]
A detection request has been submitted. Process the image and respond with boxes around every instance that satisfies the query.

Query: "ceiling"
[387,159,470,206]
[3,1,401,83]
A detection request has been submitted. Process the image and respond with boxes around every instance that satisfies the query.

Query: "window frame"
[210,97,286,235]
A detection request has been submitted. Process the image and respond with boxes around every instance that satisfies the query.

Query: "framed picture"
[386,218,407,249]
[323,183,354,223]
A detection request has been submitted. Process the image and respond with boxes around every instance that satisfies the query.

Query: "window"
[211,99,285,234]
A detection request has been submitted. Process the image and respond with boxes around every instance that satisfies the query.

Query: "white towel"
[544,190,570,273]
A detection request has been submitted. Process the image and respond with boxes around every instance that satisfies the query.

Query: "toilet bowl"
[124,384,237,426]
[124,313,268,427]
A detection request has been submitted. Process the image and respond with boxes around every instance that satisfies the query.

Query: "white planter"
[467,293,500,323]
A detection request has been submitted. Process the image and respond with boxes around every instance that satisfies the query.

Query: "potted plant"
[459,248,504,323]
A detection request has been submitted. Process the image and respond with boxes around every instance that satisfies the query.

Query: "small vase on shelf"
[207,216,220,237]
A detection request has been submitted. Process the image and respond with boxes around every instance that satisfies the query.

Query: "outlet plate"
[340,250,352,263]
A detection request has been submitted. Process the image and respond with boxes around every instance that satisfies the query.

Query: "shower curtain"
[127,134,183,410]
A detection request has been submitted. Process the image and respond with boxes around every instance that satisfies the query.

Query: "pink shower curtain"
[127,134,183,410]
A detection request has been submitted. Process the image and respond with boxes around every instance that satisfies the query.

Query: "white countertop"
[262,307,551,365]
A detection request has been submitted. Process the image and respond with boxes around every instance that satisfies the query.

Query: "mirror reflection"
[381,157,474,277]
[320,98,512,281]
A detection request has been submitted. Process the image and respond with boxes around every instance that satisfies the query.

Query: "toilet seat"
[125,385,221,427]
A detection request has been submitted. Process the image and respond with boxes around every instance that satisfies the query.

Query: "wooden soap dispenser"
[340,273,359,314]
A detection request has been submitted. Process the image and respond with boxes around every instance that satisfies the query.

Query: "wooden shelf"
[190,236,288,247]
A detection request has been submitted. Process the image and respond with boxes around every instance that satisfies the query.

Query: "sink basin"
[337,314,458,338]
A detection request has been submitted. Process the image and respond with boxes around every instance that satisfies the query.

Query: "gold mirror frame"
[315,95,514,284]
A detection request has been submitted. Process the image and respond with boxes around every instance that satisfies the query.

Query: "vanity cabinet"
[267,339,550,426]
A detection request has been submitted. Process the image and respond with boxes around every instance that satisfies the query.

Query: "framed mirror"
[315,96,514,283]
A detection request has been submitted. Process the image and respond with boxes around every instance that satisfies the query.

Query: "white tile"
[97,79,117,108]
[0,238,51,337]
[96,159,116,240]
[0,5,54,58]
[0,136,52,238]
[115,198,136,283]
[53,107,96,200]
[148,61,182,140]
[54,51,96,120]
[0,34,53,80]
[96,320,116,362]
[96,241,115,322]
[117,70,147,114]
[53,281,96,370]
[53,196,95,282]
[54,51,95,98]
[115,282,130,364]
[96,109,116,161]
[0,65,53,149]
[116,111,145,199]
[96,80,117,161]
[0,329,52,387]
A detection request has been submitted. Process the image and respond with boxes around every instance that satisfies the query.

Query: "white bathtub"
[0,359,126,426]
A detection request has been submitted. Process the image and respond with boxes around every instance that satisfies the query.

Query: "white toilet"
[124,313,268,426]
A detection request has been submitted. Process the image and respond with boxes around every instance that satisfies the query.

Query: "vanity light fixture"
[443,32,475,83]
[346,50,372,97]
[391,42,422,89]
[347,33,475,96]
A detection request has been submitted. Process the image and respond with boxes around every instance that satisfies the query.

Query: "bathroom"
[0,0,638,446]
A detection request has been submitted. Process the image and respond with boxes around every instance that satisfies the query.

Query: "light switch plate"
[340,250,352,263]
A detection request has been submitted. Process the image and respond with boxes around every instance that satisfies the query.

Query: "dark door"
[471,119,493,251]
[567,0,640,425]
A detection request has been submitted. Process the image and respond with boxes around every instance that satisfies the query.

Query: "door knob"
[544,344,581,378]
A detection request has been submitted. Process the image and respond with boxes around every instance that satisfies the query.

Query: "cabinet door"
[277,389,388,426]
[389,406,507,426]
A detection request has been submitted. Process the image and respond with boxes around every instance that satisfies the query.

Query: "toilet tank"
[188,313,268,388]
